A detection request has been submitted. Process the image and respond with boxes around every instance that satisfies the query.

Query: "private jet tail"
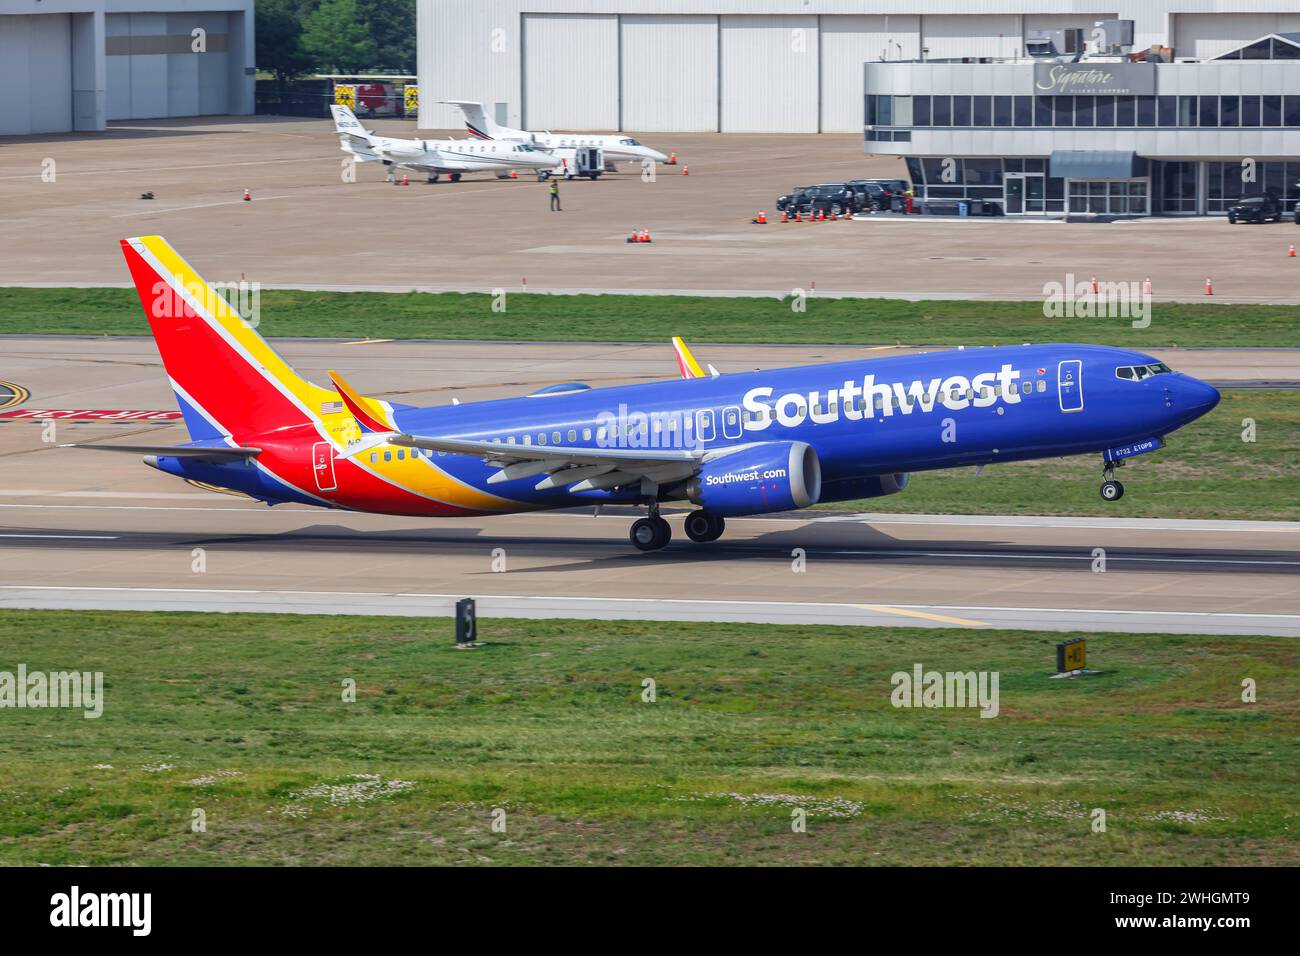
[331,104,380,161]
[443,100,513,141]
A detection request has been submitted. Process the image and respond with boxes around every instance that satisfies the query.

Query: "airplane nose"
[1180,378,1221,420]
[649,150,669,163]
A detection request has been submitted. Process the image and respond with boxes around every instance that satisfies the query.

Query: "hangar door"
[820,15,920,133]
[720,15,819,133]
[106,12,231,120]
[523,14,619,130]
[621,15,718,132]
[0,14,73,135]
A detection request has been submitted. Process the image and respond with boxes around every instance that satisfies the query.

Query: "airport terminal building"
[865,35,1300,217]
[0,0,254,135]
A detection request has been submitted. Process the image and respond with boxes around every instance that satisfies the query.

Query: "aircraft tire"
[630,517,671,552]
[684,511,724,543]
[1100,479,1125,501]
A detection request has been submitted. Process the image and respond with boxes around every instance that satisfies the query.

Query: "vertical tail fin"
[330,104,378,161]
[119,236,339,442]
[443,100,500,140]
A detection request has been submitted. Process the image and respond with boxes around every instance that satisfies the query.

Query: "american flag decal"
[321,401,344,414]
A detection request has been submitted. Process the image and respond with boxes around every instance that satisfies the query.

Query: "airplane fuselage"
[150,344,1220,518]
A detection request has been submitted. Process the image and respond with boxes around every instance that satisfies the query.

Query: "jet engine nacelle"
[687,441,822,516]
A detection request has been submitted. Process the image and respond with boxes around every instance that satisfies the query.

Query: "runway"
[3,337,1298,636]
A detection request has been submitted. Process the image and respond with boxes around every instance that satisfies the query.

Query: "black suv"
[777,183,855,217]
[846,179,910,212]
[1226,193,1284,223]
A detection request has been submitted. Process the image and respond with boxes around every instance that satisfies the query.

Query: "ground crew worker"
[549,180,561,211]
[905,186,915,215]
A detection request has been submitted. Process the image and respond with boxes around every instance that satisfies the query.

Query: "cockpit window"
[1116,363,1172,381]
[619,138,641,146]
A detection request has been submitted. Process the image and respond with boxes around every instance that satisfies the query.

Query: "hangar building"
[0,0,254,135]
[417,1,1300,134]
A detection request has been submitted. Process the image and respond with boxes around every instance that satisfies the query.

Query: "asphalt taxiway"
[2,337,1298,636]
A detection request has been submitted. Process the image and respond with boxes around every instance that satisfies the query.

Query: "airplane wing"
[369,431,700,493]
[62,443,261,459]
[328,370,701,493]
[672,337,720,379]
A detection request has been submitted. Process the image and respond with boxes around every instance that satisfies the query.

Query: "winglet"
[327,370,396,433]
[672,337,706,379]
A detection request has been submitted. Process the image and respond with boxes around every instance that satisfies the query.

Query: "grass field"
[833,388,1300,521]
[1,610,1295,866]
[3,286,1300,348]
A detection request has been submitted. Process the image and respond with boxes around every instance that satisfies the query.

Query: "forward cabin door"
[1058,360,1084,413]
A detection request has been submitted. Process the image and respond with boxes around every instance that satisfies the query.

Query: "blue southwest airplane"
[77,236,1221,552]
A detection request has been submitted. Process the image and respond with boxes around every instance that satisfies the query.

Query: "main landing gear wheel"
[630,516,672,552]
[684,510,725,543]
[449,172,462,183]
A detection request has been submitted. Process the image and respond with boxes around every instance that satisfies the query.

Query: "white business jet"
[331,104,560,182]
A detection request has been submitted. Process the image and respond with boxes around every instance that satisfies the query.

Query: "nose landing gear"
[1100,461,1125,501]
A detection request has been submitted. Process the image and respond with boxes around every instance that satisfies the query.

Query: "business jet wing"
[328,370,701,493]
[672,337,720,379]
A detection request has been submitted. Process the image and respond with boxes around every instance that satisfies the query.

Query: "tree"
[360,0,417,73]
[301,0,379,74]
[256,0,314,82]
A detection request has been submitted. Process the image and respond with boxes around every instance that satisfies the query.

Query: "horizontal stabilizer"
[62,443,261,459]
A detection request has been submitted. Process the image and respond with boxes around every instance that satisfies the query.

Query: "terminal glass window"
[1053,95,1074,126]
[913,95,931,126]
[973,95,992,126]
[993,95,1013,126]
[1034,96,1053,127]
[1199,96,1219,126]
[1263,95,1282,125]
[932,95,951,125]
[1095,95,1115,126]
[1136,95,1156,126]
[1178,95,1198,126]
[1242,95,1261,125]
[952,96,972,126]
[1013,95,1033,126]
[1286,96,1300,126]
[1074,95,1094,127]
[1116,95,1136,125]
[1157,95,1177,126]
[1221,95,1240,127]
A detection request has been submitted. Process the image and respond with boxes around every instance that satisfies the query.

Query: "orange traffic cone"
[642,228,652,243]
[755,211,767,224]
[1089,275,1098,295]
[1290,244,1296,258]
[818,208,826,221]
[845,208,853,220]
[401,174,409,186]
[627,230,638,243]
[1205,277,1214,296]
[794,211,802,222]
[682,165,689,176]
[781,210,788,223]
[1142,276,1152,295]
[510,170,518,180]
[829,208,838,221]
[242,188,251,201]
[667,152,678,165]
